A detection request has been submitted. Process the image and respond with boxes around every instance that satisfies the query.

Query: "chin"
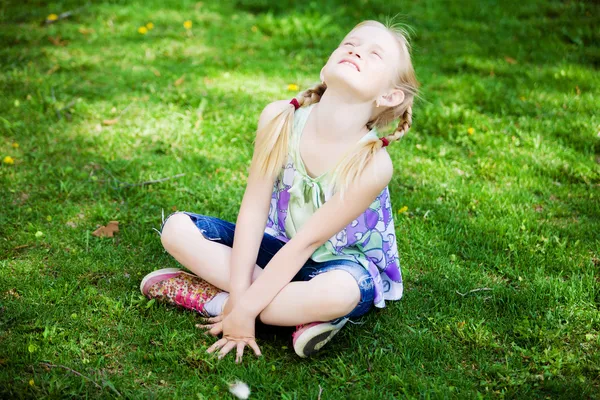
[323,73,374,102]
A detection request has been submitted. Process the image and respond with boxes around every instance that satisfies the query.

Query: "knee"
[160,213,194,251]
[321,271,361,316]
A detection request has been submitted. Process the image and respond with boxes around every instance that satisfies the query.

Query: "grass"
[1,0,599,398]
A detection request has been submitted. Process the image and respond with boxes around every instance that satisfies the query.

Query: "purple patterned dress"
[264,104,404,308]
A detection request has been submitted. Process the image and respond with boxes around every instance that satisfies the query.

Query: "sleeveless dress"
[264,104,404,309]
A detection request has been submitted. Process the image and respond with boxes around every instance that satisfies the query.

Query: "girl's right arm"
[227,100,290,302]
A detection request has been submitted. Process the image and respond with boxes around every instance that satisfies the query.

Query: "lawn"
[1,0,599,398]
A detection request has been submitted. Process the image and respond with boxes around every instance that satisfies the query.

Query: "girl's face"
[321,25,401,103]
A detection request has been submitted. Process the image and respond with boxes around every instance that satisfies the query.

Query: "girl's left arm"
[237,149,394,318]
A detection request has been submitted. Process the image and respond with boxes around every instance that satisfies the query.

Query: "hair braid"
[381,105,412,145]
[297,82,327,108]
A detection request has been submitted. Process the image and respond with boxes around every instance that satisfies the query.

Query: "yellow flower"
[29,379,35,386]
[47,14,58,21]
[467,127,475,135]
[138,26,148,34]
[146,22,154,30]
[398,206,408,214]
[12,142,19,148]
[183,20,192,29]
[3,156,14,165]
[287,83,299,91]
[251,25,258,33]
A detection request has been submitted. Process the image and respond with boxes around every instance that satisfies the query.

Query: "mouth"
[338,59,360,72]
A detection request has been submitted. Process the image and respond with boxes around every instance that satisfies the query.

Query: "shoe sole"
[293,319,347,358]
[139,268,185,296]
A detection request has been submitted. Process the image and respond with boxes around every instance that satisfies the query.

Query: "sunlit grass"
[1,0,599,398]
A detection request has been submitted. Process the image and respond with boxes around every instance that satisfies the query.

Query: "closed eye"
[372,52,382,59]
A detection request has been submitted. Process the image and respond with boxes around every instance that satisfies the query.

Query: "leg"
[257,270,361,326]
[160,213,265,292]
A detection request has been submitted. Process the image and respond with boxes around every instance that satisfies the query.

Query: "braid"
[296,82,327,108]
[380,105,413,146]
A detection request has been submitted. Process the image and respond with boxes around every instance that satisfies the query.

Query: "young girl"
[140,20,419,363]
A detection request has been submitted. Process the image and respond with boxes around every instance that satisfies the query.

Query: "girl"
[140,20,419,363]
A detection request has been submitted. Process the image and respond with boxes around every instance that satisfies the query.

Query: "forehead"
[343,25,399,53]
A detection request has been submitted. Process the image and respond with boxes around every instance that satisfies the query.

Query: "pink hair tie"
[290,98,300,110]
[380,137,390,147]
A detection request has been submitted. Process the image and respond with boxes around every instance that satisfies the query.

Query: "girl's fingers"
[209,322,223,336]
[248,340,262,357]
[206,338,228,354]
[217,340,237,359]
[205,315,223,323]
[235,342,245,364]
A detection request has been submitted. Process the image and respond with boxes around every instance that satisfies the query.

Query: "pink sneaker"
[140,268,222,317]
[292,318,348,358]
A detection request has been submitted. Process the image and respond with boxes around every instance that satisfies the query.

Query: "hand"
[205,306,262,363]
[196,292,239,337]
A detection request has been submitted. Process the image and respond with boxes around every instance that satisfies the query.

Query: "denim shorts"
[161,212,375,320]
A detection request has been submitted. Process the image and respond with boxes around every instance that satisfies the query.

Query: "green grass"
[1,0,599,398]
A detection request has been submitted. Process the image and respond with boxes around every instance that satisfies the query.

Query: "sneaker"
[292,317,348,358]
[140,268,222,317]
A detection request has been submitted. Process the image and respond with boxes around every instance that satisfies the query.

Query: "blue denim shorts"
[162,212,374,319]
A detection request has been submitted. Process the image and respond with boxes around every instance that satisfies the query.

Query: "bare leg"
[160,213,264,292]
[160,213,361,326]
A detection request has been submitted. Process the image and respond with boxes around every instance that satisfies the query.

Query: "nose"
[348,50,361,59]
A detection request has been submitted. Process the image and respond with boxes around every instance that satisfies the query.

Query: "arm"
[237,148,394,318]
[228,100,292,295]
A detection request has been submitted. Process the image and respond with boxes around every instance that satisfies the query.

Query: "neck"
[312,89,373,142]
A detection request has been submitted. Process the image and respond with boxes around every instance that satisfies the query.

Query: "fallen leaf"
[151,68,161,77]
[92,221,119,238]
[48,36,68,46]
[102,118,119,126]
[174,75,185,86]
[78,27,95,35]
[66,221,77,228]
[504,56,517,64]
[47,65,60,75]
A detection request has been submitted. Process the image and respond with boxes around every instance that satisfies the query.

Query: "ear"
[377,89,405,108]
[320,67,325,83]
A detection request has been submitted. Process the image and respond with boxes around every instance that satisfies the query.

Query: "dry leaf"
[92,221,119,238]
[151,68,161,77]
[174,75,185,86]
[102,118,119,126]
[504,56,517,64]
[47,65,60,75]
[48,36,68,46]
[78,27,95,35]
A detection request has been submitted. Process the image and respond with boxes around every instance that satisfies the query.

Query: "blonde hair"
[254,20,420,198]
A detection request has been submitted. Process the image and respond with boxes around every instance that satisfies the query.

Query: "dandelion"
[138,26,148,35]
[46,216,52,222]
[47,14,58,21]
[287,83,299,91]
[3,156,14,165]
[398,206,408,214]
[146,22,154,30]
[29,379,35,386]
[183,20,193,29]
[228,381,250,399]
[12,142,19,148]
[467,127,475,135]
